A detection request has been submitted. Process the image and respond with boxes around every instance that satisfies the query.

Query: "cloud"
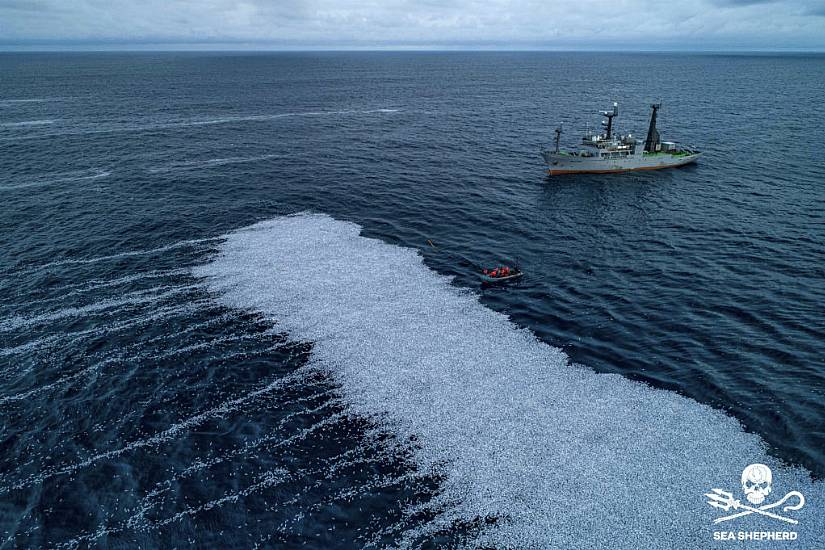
[0,0,823,50]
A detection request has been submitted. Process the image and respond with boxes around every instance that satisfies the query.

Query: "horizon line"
[2,46,825,54]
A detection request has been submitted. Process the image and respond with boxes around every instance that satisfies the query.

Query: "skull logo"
[741,463,772,505]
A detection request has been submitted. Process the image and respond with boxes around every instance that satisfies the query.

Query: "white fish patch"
[194,213,824,549]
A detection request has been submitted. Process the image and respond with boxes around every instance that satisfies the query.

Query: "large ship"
[541,103,701,175]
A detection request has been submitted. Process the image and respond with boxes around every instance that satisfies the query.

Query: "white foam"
[194,213,825,549]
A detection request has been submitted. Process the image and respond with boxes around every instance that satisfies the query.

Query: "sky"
[1,0,824,51]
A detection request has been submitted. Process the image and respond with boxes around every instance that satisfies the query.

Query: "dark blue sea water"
[1,52,824,548]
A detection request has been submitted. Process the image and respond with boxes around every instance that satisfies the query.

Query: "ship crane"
[554,124,563,153]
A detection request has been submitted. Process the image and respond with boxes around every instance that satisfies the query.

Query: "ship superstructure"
[541,103,700,175]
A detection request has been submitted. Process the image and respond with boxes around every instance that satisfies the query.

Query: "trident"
[705,489,805,524]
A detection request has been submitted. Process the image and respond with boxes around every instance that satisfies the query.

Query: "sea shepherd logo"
[706,464,805,542]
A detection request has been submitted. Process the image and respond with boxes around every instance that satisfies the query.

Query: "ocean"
[0,52,823,548]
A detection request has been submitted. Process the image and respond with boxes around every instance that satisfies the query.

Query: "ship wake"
[194,213,824,549]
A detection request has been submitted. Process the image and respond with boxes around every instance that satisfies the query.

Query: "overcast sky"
[1,0,824,51]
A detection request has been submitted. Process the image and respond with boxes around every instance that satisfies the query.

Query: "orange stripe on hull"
[547,160,697,176]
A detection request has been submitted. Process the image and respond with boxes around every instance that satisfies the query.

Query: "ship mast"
[644,103,662,152]
[601,102,618,139]
[554,124,563,153]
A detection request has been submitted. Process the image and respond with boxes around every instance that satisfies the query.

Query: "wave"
[59,466,292,548]
[0,108,400,142]
[0,364,102,407]
[0,310,246,405]
[57,406,346,548]
[4,268,190,306]
[0,119,57,127]
[147,154,280,174]
[0,169,110,191]
[186,108,400,126]
[193,213,825,548]
[0,299,214,360]
[12,237,220,273]
[0,366,312,496]
[0,286,199,333]
[0,98,51,106]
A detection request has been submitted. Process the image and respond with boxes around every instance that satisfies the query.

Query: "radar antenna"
[600,102,618,139]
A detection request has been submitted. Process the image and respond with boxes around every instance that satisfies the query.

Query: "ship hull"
[543,152,701,176]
